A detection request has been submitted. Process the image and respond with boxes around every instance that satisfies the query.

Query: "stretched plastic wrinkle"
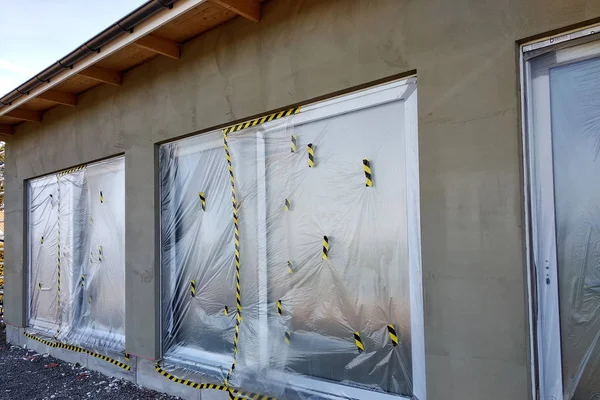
[28,157,125,353]
[159,81,423,399]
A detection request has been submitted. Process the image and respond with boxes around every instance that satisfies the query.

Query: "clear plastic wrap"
[28,157,126,353]
[159,80,424,399]
[526,41,600,400]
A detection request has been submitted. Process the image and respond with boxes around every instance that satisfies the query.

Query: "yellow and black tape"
[24,332,131,370]
[222,107,301,135]
[287,260,294,274]
[223,129,243,386]
[100,191,104,203]
[199,192,206,211]
[38,282,42,290]
[354,331,365,353]
[363,159,373,187]
[190,280,196,297]
[155,365,277,400]
[387,324,398,346]
[56,175,62,336]
[81,274,85,287]
[224,306,229,316]
[307,143,315,168]
[322,236,329,260]
[41,236,44,244]
[290,135,297,153]
[98,246,103,262]
[276,300,282,316]
[57,164,86,177]
[284,198,291,211]
[88,295,93,303]
[284,331,291,345]
[125,352,130,361]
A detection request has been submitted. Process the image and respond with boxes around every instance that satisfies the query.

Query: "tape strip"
[307,143,315,168]
[98,245,103,262]
[222,129,242,386]
[284,198,291,211]
[199,192,206,211]
[354,331,365,353]
[190,280,196,297]
[155,365,277,399]
[224,306,229,316]
[322,236,329,260]
[287,260,294,274]
[276,300,282,316]
[56,175,62,337]
[290,135,297,153]
[222,107,301,135]
[56,164,87,177]
[363,159,373,187]
[284,331,291,345]
[387,324,399,346]
[100,191,104,203]
[81,274,85,287]
[24,332,131,370]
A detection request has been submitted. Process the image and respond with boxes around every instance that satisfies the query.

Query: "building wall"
[4,0,600,398]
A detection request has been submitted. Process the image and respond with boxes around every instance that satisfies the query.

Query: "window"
[523,28,600,400]
[28,157,125,352]
[160,79,424,399]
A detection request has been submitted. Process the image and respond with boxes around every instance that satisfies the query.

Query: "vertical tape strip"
[190,280,196,297]
[322,236,329,260]
[277,300,282,316]
[100,191,104,203]
[56,175,62,337]
[307,143,315,168]
[224,306,229,316]
[387,324,399,346]
[284,331,291,344]
[98,245,103,262]
[363,159,373,187]
[223,128,242,387]
[81,274,85,288]
[199,192,206,211]
[287,260,294,274]
[284,198,291,211]
[290,135,297,153]
[354,331,364,353]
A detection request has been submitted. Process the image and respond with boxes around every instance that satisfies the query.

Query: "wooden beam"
[134,35,181,59]
[77,66,122,86]
[0,125,14,135]
[210,0,260,22]
[5,109,41,122]
[36,90,77,107]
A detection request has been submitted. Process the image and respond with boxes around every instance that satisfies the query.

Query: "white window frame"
[521,25,600,400]
[160,77,425,399]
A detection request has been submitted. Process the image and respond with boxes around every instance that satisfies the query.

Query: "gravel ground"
[0,325,182,400]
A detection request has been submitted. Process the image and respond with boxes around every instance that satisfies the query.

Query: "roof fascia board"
[0,0,208,119]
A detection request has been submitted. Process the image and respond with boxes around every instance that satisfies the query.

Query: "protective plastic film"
[160,79,424,399]
[527,42,600,399]
[28,157,125,352]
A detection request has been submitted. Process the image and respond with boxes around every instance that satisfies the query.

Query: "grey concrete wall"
[4,0,600,398]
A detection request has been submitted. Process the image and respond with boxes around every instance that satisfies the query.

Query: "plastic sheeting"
[28,157,125,352]
[159,80,424,399]
[527,41,600,400]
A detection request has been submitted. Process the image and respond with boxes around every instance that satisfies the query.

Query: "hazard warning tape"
[284,198,291,211]
[354,331,365,353]
[322,236,329,260]
[387,324,399,346]
[199,192,207,211]
[190,280,196,297]
[290,135,297,153]
[100,191,104,203]
[287,260,294,274]
[363,159,373,187]
[155,365,277,400]
[222,128,242,386]
[222,107,300,135]
[56,164,86,177]
[276,300,282,316]
[24,332,131,370]
[307,143,315,168]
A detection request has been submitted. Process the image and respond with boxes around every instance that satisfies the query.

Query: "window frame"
[159,78,425,400]
[521,26,600,400]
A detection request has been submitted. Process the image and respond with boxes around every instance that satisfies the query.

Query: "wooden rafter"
[36,90,77,107]
[133,35,181,60]
[210,0,260,22]
[77,66,122,86]
[5,109,41,122]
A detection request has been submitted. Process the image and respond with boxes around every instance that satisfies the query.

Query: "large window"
[160,79,424,399]
[523,28,600,400]
[28,157,125,352]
